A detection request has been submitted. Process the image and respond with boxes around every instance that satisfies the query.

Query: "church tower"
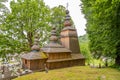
[60,9,80,54]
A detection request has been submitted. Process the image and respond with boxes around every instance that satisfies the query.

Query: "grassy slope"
[13,66,120,80]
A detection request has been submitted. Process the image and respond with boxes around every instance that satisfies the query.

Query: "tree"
[0,0,10,58]
[2,0,52,54]
[51,5,74,38]
[51,5,66,37]
[81,0,120,65]
[79,34,92,65]
[0,0,67,58]
[0,0,9,24]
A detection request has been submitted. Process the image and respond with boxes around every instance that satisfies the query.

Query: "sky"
[6,0,86,36]
[43,0,86,36]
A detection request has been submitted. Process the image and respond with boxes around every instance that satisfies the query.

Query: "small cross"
[66,3,69,10]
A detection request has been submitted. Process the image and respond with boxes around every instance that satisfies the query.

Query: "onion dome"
[31,34,40,51]
[41,27,71,53]
[64,10,71,27]
[50,27,58,42]
[21,34,48,60]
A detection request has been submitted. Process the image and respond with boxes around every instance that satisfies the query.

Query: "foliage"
[79,34,88,43]
[79,34,93,64]
[0,0,9,23]
[0,0,10,58]
[79,34,115,66]
[81,0,120,65]
[13,66,120,80]
[51,5,66,37]
[1,0,52,56]
[0,0,67,58]
[110,64,120,71]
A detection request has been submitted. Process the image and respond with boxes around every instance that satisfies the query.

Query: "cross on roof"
[66,3,69,10]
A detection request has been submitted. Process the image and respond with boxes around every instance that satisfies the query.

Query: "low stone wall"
[0,76,17,80]
[0,71,32,80]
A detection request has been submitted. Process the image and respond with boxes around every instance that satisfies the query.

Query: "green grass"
[13,66,120,80]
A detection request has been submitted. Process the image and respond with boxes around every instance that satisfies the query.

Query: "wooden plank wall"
[48,53,71,60]
[47,59,85,69]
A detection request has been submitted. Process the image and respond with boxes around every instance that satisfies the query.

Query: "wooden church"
[21,9,85,70]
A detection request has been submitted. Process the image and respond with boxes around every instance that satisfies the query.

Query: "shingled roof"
[41,27,71,53]
[21,51,47,60]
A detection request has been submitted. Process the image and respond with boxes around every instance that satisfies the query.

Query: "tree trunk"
[99,63,101,68]
[27,32,33,49]
[115,44,120,66]
[105,59,108,67]
[115,55,120,66]
[115,3,120,66]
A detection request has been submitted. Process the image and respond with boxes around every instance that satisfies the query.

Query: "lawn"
[13,66,120,80]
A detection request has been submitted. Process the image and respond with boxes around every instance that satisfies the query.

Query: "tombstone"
[0,73,2,79]
[0,65,2,70]
[0,66,3,78]
[0,58,1,60]
[3,66,12,78]
[17,69,22,75]
[11,67,16,76]
[44,64,48,73]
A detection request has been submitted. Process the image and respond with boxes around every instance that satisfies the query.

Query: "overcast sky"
[6,0,86,36]
[44,0,86,36]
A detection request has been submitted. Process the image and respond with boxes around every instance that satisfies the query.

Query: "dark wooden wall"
[47,52,71,60]
[47,59,85,69]
[22,59,47,70]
